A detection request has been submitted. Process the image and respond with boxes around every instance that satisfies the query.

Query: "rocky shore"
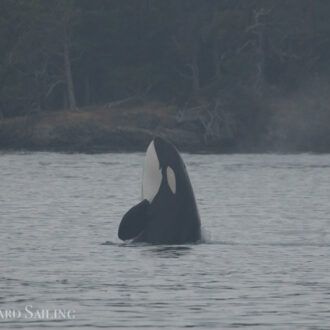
[0,101,212,153]
[1,100,330,154]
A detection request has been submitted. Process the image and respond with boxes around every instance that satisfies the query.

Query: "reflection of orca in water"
[118,137,201,244]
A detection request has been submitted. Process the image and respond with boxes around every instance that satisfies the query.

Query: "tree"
[0,0,80,116]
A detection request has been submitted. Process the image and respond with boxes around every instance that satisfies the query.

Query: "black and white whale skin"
[118,137,201,244]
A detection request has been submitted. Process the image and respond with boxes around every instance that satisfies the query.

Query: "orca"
[118,137,201,244]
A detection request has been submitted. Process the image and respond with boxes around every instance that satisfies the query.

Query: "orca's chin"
[142,140,162,203]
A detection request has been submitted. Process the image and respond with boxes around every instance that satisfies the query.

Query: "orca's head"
[142,137,182,202]
[153,137,182,169]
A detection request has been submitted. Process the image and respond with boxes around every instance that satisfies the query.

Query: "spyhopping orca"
[118,137,201,244]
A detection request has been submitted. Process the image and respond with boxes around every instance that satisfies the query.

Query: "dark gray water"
[1,152,330,329]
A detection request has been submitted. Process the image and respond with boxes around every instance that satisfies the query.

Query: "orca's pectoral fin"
[118,199,150,241]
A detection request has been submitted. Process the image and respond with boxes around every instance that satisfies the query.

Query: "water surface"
[1,152,330,329]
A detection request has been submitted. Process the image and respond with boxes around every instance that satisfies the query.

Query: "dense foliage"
[1,0,330,149]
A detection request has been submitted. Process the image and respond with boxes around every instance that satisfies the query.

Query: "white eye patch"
[166,166,176,194]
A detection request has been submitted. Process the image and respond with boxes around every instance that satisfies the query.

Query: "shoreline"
[1,101,330,154]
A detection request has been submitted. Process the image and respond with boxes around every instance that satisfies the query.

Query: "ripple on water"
[1,152,330,329]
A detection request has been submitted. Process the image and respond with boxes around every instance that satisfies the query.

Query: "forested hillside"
[1,0,330,152]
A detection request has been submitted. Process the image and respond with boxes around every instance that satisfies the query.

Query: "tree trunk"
[213,36,221,80]
[63,32,77,111]
[84,76,91,105]
[191,55,200,98]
